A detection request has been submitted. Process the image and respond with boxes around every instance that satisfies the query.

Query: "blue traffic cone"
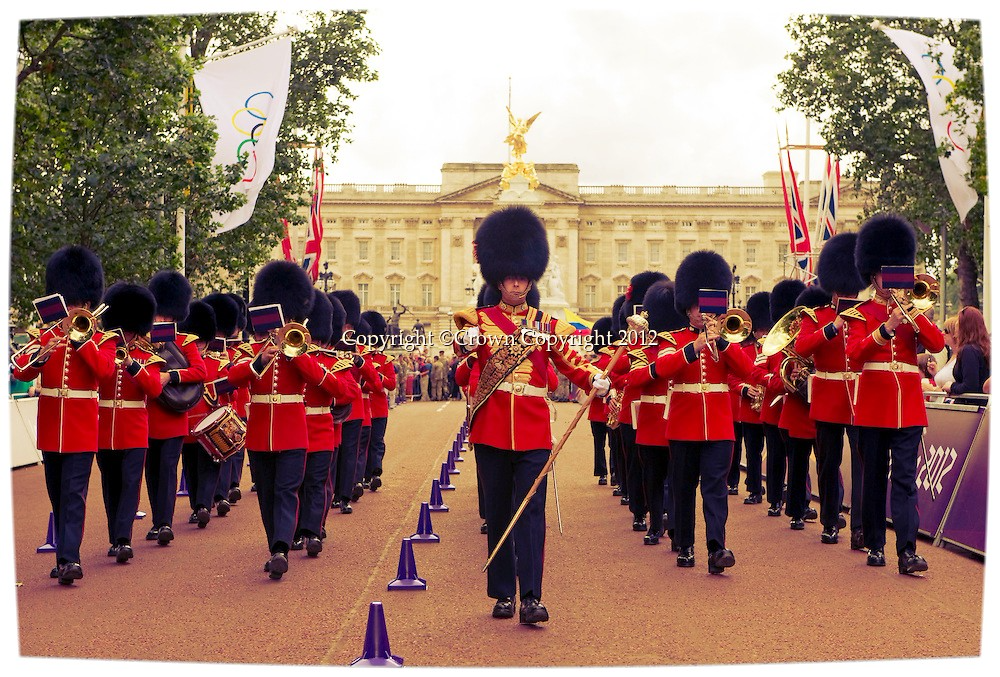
[176,469,189,497]
[387,538,426,590]
[410,502,440,543]
[447,446,460,474]
[350,602,404,667]
[428,479,449,512]
[36,512,57,553]
[439,462,455,491]
[452,439,464,462]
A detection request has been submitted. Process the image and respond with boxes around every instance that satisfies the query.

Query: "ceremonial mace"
[483,343,628,571]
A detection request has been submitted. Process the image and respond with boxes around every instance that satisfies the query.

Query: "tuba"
[761,305,813,401]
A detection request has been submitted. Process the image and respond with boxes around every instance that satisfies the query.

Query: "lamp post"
[319,261,334,292]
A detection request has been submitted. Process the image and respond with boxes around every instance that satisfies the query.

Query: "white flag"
[879,25,980,222]
[195,38,292,234]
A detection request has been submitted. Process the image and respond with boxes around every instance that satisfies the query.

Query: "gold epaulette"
[234,341,256,357]
[330,357,355,373]
[96,332,118,346]
[179,332,199,347]
[655,331,677,345]
[549,316,577,338]
[628,348,650,366]
[839,307,866,321]
[209,352,230,368]
[599,346,618,357]
[454,307,479,330]
[802,307,818,323]
[145,354,167,366]
[382,353,395,364]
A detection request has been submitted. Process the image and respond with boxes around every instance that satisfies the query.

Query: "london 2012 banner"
[195,38,292,234]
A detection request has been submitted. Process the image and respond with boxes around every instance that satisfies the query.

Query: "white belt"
[671,383,730,394]
[862,361,919,374]
[40,387,98,399]
[250,394,304,404]
[99,399,145,409]
[496,382,549,398]
[814,370,858,381]
[639,394,670,405]
[362,393,370,399]
[304,406,331,416]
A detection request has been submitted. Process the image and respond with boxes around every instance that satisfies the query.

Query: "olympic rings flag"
[195,38,292,234]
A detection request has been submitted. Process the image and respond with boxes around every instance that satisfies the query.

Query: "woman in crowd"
[917,354,943,394]
[943,306,991,403]
[934,315,959,389]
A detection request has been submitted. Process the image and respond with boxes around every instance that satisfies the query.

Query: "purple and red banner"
[248,304,284,334]
[697,289,729,315]
[881,265,916,289]
[33,293,68,324]
[150,322,177,343]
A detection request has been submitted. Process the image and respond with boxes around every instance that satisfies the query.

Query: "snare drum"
[193,406,246,462]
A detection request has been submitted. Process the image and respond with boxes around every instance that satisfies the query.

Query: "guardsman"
[649,250,764,574]
[625,280,688,547]
[842,214,945,574]
[224,293,251,502]
[145,271,208,546]
[762,279,804,517]
[96,282,163,564]
[727,291,769,505]
[12,246,117,585]
[360,310,397,491]
[794,232,866,546]
[606,294,627,498]
[453,205,609,624]
[293,289,357,555]
[227,261,328,579]
[203,292,243,513]
[587,316,615,486]
[179,300,227,529]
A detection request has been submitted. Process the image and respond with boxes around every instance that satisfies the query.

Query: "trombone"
[11,304,107,368]
[702,308,753,361]
[260,321,311,373]
[889,273,939,334]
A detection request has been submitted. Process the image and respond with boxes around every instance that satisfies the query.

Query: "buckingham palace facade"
[283,162,869,336]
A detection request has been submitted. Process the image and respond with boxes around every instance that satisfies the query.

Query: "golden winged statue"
[504,107,541,162]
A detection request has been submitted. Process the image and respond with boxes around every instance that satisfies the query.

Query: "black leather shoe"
[821,527,839,544]
[196,507,211,528]
[867,549,886,567]
[612,486,623,497]
[767,503,783,516]
[708,548,736,574]
[339,500,353,515]
[850,529,865,551]
[728,485,739,495]
[743,493,762,505]
[228,486,242,503]
[321,527,328,540]
[643,531,660,545]
[676,546,695,568]
[290,537,304,551]
[50,566,59,579]
[369,476,382,491]
[519,596,549,624]
[632,518,647,532]
[267,552,288,579]
[804,507,818,521]
[144,527,160,541]
[790,518,805,530]
[361,479,371,489]
[598,475,608,486]
[351,483,364,502]
[480,522,488,535]
[620,496,630,505]
[107,545,119,557]
[837,514,848,529]
[157,525,174,546]
[188,511,199,524]
[115,544,134,564]
[57,562,83,585]
[492,597,515,619]
[898,550,928,575]
[250,483,257,493]
[306,537,323,557]
[216,500,231,517]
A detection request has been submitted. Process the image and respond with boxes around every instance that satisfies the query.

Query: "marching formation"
[12,252,395,585]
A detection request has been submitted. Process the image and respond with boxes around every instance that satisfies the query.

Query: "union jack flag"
[280,218,294,262]
[779,149,813,280]
[814,154,839,243]
[301,148,324,283]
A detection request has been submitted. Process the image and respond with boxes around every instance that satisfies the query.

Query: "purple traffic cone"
[134,511,146,520]
[176,469,189,497]
[350,602,404,667]
[428,479,449,512]
[36,512,57,553]
[447,446,460,474]
[387,538,427,590]
[410,502,440,543]
[452,439,464,462]
[439,462,455,491]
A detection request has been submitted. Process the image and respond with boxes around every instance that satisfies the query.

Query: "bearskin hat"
[796,285,833,309]
[327,293,347,347]
[474,205,549,286]
[101,282,156,335]
[45,245,105,308]
[817,232,865,296]
[203,293,240,338]
[227,293,248,332]
[610,294,627,337]
[355,316,372,340]
[178,301,216,343]
[148,270,192,322]
[745,291,772,333]
[770,279,806,324]
[590,316,615,352]
[361,310,388,338]
[250,261,314,324]
[331,289,361,329]
[643,280,688,333]
[855,214,917,280]
[674,250,733,315]
[618,271,670,329]
[306,289,334,346]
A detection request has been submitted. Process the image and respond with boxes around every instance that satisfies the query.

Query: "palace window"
[328,239,337,261]
[649,241,662,265]
[421,240,434,263]
[616,241,629,264]
[357,283,369,306]
[422,283,433,306]
[745,243,757,264]
[681,220,694,229]
[357,240,370,261]
[584,284,597,308]
[744,284,757,296]
[584,241,597,264]
[680,242,694,257]
[616,283,628,297]
[389,240,402,262]
[389,283,401,307]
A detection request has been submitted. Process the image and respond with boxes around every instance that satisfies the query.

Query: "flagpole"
[803,118,811,246]
[203,27,300,63]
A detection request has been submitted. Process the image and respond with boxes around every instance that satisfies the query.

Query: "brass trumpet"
[719,308,753,344]
[66,303,108,344]
[890,273,939,333]
[277,322,311,358]
[115,344,129,364]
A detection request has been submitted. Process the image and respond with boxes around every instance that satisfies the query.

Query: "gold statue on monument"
[501,106,541,191]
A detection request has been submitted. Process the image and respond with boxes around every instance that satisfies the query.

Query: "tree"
[775,15,985,310]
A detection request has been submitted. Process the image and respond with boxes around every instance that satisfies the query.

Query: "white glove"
[457,326,480,349]
[592,375,611,397]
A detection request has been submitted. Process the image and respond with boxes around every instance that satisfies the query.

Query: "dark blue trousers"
[763,423,787,508]
[336,419,362,501]
[96,447,145,545]
[42,451,95,565]
[621,424,645,518]
[727,423,744,488]
[608,425,621,482]
[859,426,923,555]
[248,449,306,554]
[365,417,388,479]
[297,450,333,538]
[638,444,671,536]
[181,442,221,512]
[732,422,764,493]
[475,444,548,601]
[844,426,862,532]
[669,440,732,553]
[354,424,372,491]
[815,421,857,530]
[781,431,813,520]
[145,436,183,528]
[590,421,609,476]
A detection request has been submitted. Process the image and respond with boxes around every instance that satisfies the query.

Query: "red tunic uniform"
[97,342,164,450]
[794,305,857,426]
[454,302,600,451]
[304,349,357,452]
[627,334,677,447]
[12,327,118,452]
[226,339,250,419]
[227,340,328,451]
[147,333,208,440]
[727,341,762,425]
[843,297,945,429]
[343,346,381,425]
[368,352,397,419]
[757,352,785,427]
